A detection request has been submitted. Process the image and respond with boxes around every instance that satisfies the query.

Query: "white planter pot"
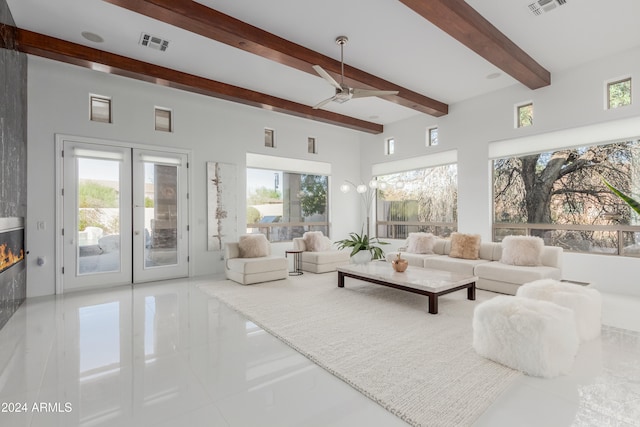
[351,251,372,264]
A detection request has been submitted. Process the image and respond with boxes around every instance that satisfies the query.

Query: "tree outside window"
[246,168,329,241]
[376,165,457,239]
[517,103,533,128]
[428,127,439,147]
[608,78,631,109]
[493,140,640,255]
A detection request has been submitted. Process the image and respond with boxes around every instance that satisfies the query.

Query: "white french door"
[132,149,189,283]
[60,139,189,292]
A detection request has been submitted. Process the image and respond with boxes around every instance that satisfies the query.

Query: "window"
[90,95,111,123]
[427,127,439,147]
[516,102,533,128]
[154,107,172,132]
[385,137,395,155]
[308,137,317,154]
[607,78,631,109]
[264,128,275,148]
[493,139,640,256]
[376,164,458,239]
[246,168,329,242]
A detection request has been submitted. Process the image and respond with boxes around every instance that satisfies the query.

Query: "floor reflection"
[0,277,638,427]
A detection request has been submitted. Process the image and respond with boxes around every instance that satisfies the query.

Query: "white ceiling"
[6,0,640,126]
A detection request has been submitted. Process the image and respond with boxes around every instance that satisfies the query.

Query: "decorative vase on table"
[391,252,408,272]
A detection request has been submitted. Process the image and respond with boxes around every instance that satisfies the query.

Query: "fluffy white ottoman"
[516,279,602,342]
[473,295,579,378]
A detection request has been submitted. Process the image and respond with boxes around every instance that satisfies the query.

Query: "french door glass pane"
[77,157,121,275]
[144,163,178,268]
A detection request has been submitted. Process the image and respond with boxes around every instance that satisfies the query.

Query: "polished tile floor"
[0,276,639,427]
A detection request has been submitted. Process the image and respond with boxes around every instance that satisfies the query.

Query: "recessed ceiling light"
[486,72,501,80]
[81,31,104,43]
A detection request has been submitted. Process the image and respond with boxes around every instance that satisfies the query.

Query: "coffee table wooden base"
[338,270,476,314]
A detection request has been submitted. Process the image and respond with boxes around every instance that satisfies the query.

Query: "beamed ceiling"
[4,0,640,134]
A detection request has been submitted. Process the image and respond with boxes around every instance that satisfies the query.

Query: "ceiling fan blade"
[313,95,338,109]
[312,65,342,90]
[351,88,399,99]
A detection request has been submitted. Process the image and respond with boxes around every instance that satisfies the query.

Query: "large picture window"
[493,139,640,256]
[376,164,458,239]
[246,168,329,242]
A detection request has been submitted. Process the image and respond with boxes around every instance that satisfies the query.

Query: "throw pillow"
[501,235,544,266]
[448,232,481,260]
[406,232,436,254]
[238,234,269,258]
[303,231,331,252]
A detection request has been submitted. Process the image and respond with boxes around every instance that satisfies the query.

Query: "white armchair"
[292,231,350,273]
[224,234,288,285]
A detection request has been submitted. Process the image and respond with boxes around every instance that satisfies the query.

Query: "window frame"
[89,94,112,124]
[606,77,632,110]
[307,137,317,154]
[154,107,172,132]
[515,102,533,128]
[264,128,276,148]
[427,127,439,147]
[385,137,395,155]
[491,139,640,257]
[246,167,330,242]
[375,163,458,239]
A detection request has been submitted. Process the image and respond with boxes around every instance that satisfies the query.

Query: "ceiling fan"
[312,36,399,109]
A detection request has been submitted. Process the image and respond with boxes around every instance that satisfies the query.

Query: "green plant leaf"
[602,178,640,215]
[333,226,389,259]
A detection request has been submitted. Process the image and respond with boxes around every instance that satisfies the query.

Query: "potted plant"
[335,229,389,263]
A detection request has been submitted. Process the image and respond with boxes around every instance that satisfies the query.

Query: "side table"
[285,250,303,276]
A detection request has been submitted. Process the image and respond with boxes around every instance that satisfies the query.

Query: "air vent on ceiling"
[528,0,567,16]
[139,33,169,52]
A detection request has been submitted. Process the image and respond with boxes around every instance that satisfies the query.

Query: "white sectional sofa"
[386,237,563,295]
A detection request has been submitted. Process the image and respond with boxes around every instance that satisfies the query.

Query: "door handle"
[134,231,140,236]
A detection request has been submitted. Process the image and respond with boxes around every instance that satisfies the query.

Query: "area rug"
[197,273,521,427]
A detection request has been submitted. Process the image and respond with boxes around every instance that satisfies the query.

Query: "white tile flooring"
[0,276,638,427]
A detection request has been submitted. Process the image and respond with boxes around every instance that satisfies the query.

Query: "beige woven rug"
[197,273,520,427]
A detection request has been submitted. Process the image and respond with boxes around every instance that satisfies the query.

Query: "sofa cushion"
[303,231,331,252]
[432,239,451,255]
[238,234,269,258]
[302,250,349,264]
[449,232,481,260]
[474,261,561,285]
[406,232,436,254]
[478,242,503,261]
[500,235,544,266]
[424,256,489,276]
[226,255,287,274]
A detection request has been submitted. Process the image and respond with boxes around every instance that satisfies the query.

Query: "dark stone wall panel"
[0,0,28,330]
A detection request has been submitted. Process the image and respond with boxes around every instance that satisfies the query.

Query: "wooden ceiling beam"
[399,0,550,90]
[13,28,383,134]
[103,0,449,117]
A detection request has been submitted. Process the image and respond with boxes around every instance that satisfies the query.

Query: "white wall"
[361,46,640,296]
[27,46,640,298]
[26,57,364,297]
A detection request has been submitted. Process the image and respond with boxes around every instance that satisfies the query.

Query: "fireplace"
[1,218,24,273]
[0,217,26,330]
